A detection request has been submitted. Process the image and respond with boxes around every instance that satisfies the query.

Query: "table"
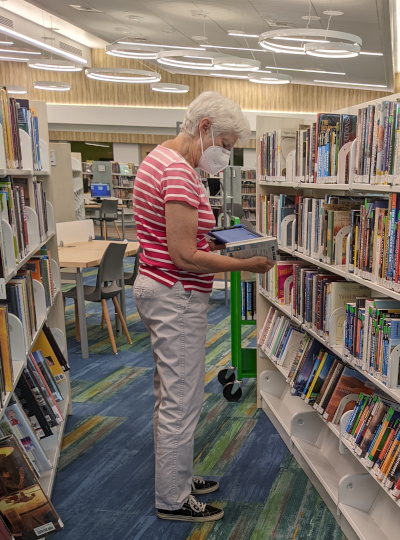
[58,240,139,359]
[84,203,127,240]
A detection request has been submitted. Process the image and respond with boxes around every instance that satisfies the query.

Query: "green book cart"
[218,217,257,401]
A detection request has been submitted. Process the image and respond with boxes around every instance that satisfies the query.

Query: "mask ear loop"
[199,126,205,155]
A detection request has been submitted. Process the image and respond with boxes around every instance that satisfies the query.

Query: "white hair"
[181,91,251,144]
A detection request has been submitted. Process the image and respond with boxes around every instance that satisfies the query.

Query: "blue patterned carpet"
[51,262,348,540]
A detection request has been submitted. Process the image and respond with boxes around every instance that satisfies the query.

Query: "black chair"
[124,246,143,286]
[97,199,122,240]
[63,243,132,355]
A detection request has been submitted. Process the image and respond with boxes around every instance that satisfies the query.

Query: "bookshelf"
[241,168,256,223]
[0,96,70,519]
[71,152,84,220]
[256,96,400,540]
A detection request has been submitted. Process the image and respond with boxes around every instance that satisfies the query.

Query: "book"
[323,367,375,423]
[0,435,63,538]
[225,235,279,262]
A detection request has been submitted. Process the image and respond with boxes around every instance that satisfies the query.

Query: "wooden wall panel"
[0,49,389,114]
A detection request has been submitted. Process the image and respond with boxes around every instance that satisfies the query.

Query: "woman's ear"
[199,117,211,134]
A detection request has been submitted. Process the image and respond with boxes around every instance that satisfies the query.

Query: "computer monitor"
[90,183,111,199]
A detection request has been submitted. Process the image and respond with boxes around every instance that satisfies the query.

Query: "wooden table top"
[58,240,139,268]
[84,203,128,209]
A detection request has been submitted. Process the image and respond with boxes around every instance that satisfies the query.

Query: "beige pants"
[134,273,210,510]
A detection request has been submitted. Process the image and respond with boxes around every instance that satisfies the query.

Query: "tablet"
[210,226,262,244]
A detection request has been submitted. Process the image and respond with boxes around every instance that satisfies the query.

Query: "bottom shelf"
[259,367,400,540]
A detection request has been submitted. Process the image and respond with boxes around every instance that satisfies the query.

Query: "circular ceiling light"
[304,42,360,58]
[28,59,83,71]
[33,81,71,91]
[323,10,344,16]
[212,56,260,71]
[248,73,292,84]
[258,29,362,56]
[85,67,161,83]
[8,86,28,94]
[157,49,217,70]
[105,43,158,59]
[151,82,189,93]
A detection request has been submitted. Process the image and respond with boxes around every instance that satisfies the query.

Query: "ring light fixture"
[105,43,158,59]
[212,56,260,71]
[248,73,292,84]
[33,81,71,91]
[304,42,360,58]
[258,29,362,58]
[151,83,189,93]
[157,49,217,70]
[28,59,83,71]
[85,67,161,83]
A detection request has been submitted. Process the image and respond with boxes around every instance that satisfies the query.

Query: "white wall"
[243,148,256,169]
[113,143,140,165]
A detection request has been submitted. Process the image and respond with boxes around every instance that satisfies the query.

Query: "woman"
[133,91,274,523]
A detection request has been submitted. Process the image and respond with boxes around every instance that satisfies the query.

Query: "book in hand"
[0,435,63,539]
[210,225,279,261]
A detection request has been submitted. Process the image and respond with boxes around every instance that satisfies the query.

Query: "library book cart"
[0,99,71,531]
[256,99,400,540]
[218,216,257,402]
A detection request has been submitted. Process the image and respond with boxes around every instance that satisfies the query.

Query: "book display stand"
[256,96,400,540]
[0,97,70,527]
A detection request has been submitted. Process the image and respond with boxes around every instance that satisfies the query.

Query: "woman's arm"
[165,201,275,274]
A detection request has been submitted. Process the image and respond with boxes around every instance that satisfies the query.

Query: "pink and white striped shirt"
[133,145,216,292]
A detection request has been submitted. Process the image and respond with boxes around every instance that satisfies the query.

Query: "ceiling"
[0,0,396,90]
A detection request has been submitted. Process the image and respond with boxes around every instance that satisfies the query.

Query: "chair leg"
[101,299,118,355]
[63,296,66,310]
[112,296,132,344]
[73,299,81,342]
[101,307,105,329]
[114,221,122,240]
[103,221,108,240]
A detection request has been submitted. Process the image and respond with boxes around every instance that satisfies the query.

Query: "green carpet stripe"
[194,418,256,476]
[73,367,150,403]
[70,380,93,399]
[59,416,125,471]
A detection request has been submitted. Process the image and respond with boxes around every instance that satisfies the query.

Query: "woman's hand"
[208,239,226,251]
[244,256,276,274]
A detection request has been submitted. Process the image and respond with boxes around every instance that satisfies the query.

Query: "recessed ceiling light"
[0,56,29,62]
[314,79,387,88]
[264,65,345,75]
[360,51,383,56]
[33,81,71,91]
[128,15,144,22]
[8,86,28,94]
[228,30,259,38]
[28,59,83,71]
[85,67,161,83]
[151,83,189,93]
[69,5,104,12]
[0,23,87,64]
[0,48,41,55]
[0,41,14,45]
[120,41,204,51]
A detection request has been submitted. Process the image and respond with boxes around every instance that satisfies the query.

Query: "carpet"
[51,266,348,540]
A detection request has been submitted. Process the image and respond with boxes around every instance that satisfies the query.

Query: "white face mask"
[198,126,231,176]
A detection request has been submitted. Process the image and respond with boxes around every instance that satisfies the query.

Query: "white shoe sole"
[156,509,224,522]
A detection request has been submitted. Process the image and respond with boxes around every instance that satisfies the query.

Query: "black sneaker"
[156,495,224,522]
[191,476,219,495]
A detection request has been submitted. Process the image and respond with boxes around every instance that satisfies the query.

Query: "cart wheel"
[222,382,243,402]
[218,368,235,386]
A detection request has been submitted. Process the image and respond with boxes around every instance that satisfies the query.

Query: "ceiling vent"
[59,41,83,57]
[0,16,14,28]
[265,19,296,28]
[69,5,104,13]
